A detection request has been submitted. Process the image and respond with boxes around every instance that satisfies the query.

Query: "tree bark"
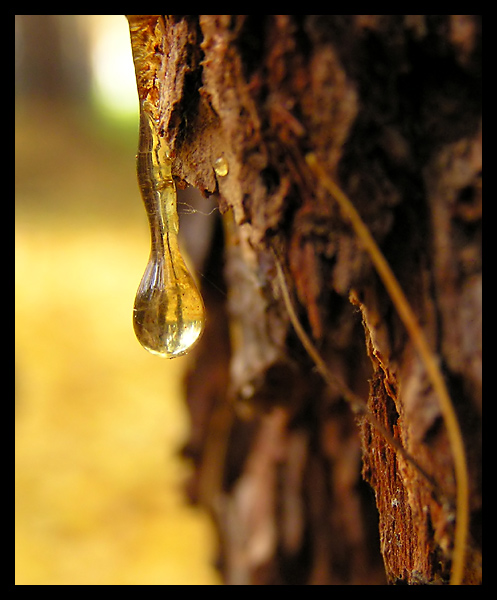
[128,15,481,585]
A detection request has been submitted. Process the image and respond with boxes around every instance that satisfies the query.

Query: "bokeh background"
[15,15,221,585]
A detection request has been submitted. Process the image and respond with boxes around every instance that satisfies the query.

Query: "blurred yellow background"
[15,15,221,585]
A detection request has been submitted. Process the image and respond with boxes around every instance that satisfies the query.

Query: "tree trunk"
[127,15,481,585]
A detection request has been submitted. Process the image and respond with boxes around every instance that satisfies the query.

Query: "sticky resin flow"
[132,102,205,357]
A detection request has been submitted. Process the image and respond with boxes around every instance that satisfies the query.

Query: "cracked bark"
[128,15,481,584]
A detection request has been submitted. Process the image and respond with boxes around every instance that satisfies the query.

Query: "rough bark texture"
[130,15,482,584]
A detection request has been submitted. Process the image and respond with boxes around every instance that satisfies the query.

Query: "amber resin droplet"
[133,103,205,357]
[214,156,229,177]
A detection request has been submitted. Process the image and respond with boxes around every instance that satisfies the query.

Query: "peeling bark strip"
[126,16,481,584]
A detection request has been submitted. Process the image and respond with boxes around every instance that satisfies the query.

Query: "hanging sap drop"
[133,103,205,358]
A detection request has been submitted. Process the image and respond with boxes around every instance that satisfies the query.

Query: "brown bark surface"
[128,15,482,584]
